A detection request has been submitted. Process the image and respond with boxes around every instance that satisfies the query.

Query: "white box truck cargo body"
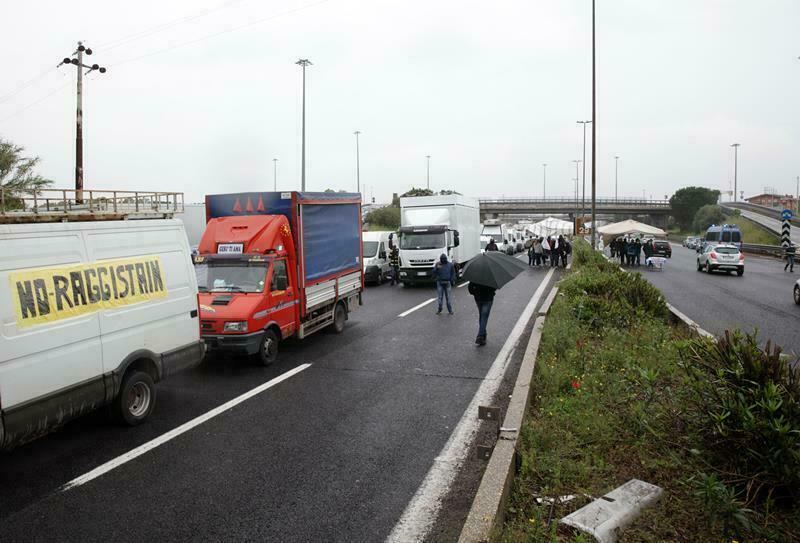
[398,195,480,284]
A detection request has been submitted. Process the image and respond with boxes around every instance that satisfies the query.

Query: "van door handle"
[190,309,198,318]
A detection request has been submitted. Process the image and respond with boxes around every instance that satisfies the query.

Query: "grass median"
[498,240,799,542]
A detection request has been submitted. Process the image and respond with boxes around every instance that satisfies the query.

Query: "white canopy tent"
[526,217,573,238]
[597,219,666,242]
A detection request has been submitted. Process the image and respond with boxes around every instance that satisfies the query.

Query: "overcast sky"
[1,0,798,204]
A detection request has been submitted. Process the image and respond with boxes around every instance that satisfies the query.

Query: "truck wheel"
[332,302,347,334]
[115,370,156,426]
[258,329,279,366]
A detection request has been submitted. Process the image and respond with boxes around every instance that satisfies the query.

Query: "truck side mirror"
[453,230,460,248]
[388,233,395,249]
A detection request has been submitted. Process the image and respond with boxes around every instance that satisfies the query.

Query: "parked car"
[652,240,672,258]
[794,278,800,305]
[696,244,744,276]
[362,231,393,285]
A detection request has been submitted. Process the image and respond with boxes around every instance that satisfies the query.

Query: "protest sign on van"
[10,256,167,328]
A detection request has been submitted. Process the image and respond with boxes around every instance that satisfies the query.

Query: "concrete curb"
[666,303,714,339]
[458,315,546,543]
[538,286,559,317]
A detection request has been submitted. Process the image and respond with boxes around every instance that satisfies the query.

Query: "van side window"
[270,260,288,291]
[706,231,718,241]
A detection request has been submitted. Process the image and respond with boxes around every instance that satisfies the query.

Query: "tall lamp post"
[590,0,597,249]
[426,155,431,190]
[296,58,312,191]
[577,120,591,219]
[572,159,581,234]
[731,143,740,202]
[354,130,361,196]
[614,156,619,200]
[273,158,278,191]
[542,163,547,199]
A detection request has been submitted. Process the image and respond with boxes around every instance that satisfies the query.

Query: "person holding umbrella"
[462,250,528,346]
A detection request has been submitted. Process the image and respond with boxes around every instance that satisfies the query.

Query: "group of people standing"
[526,235,571,268]
[609,237,655,267]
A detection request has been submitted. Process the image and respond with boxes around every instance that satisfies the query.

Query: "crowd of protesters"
[525,234,571,268]
[608,236,658,267]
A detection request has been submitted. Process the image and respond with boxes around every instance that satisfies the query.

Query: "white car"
[696,243,744,276]
[794,278,800,305]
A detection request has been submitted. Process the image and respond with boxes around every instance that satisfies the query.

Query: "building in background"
[745,193,797,209]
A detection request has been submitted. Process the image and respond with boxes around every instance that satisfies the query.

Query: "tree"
[402,187,434,197]
[669,186,720,230]
[692,204,726,232]
[0,139,53,209]
[364,206,400,229]
[438,189,461,195]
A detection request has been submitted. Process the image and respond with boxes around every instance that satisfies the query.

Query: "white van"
[362,231,394,285]
[0,195,203,450]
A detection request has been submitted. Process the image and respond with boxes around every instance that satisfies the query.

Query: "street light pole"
[426,155,431,190]
[273,158,278,191]
[354,130,361,196]
[577,120,591,219]
[731,143,740,202]
[296,59,312,191]
[572,159,581,234]
[614,156,619,200]
[590,0,597,249]
[542,163,547,199]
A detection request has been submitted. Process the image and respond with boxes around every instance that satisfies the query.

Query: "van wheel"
[258,329,279,366]
[332,302,347,334]
[115,370,156,426]
[794,285,800,305]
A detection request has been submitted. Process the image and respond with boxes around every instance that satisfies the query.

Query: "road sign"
[782,209,794,221]
[782,219,791,248]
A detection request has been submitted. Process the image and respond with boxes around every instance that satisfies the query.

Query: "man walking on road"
[468,281,496,346]
[434,253,456,314]
[389,244,400,285]
[485,238,498,252]
[785,244,796,272]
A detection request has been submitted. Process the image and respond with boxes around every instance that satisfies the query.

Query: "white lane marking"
[398,297,436,317]
[387,267,556,543]
[59,363,312,493]
[457,281,470,288]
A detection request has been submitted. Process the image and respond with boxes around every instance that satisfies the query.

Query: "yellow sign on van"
[10,256,168,328]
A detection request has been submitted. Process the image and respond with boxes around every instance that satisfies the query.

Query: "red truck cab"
[195,192,363,364]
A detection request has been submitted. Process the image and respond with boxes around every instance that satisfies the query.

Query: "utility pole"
[590,0,597,249]
[273,158,278,191]
[577,120,591,219]
[796,175,799,215]
[296,59,312,191]
[354,131,361,197]
[426,155,431,190]
[614,156,619,200]
[542,163,547,199]
[59,42,106,202]
[731,143,740,202]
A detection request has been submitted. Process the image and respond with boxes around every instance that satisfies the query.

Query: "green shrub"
[680,330,800,499]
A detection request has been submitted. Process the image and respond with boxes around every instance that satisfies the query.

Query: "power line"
[0,80,72,124]
[110,0,331,68]
[96,0,247,53]
[0,66,57,105]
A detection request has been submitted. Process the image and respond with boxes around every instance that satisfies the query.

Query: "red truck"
[194,191,363,364]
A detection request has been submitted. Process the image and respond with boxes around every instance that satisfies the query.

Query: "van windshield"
[363,241,379,257]
[400,232,446,250]
[195,261,268,293]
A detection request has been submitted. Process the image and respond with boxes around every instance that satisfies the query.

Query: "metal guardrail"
[0,188,184,223]
[741,243,787,257]
[479,197,670,207]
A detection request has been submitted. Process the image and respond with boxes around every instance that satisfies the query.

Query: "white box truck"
[0,188,204,450]
[398,195,481,285]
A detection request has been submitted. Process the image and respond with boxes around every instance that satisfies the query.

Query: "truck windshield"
[363,241,379,257]
[400,232,446,250]
[195,262,268,293]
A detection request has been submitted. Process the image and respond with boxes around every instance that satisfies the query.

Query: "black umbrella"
[461,251,528,290]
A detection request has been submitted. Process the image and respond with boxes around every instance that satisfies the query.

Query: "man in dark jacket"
[433,253,456,314]
[468,281,496,346]
[389,245,400,285]
[485,238,499,252]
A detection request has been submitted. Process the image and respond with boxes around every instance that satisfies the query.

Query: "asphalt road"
[634,244,800,355]
[0,258,554,542]
[731,207,798,244]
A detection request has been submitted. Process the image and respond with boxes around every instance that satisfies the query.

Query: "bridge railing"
[478,197,670,207]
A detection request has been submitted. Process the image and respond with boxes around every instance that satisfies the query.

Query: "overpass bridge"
[479,197,672,222]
